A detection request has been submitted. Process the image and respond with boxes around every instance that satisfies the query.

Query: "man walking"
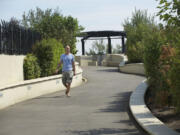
[56,45,76,97]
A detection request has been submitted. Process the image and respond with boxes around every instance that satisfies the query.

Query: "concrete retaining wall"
[102,54,125,67]
[119,63,145,76]
[0,63,83,110]
[126,63,179,134]
[130,80,180,135]
[76,54,125,67]
[75,56,93,66]
[0,55,25,86]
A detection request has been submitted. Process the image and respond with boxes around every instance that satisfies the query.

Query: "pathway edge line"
[129,79,180,135]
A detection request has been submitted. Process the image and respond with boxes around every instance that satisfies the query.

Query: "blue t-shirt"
[60,53,75,72]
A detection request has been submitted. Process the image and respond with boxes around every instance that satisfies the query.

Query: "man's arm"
[72,61,76,76]
[55,60,62,74]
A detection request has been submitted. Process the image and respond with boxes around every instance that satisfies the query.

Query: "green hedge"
[143,29,164,105]
[33,38,65,77]
[123,7,180,113]
[126,41,145,63]
[123,9,155,63]
[23,54,41,80]
[143,29,162,85]
[170,48,180,112]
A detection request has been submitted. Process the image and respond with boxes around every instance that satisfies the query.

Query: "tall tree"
[22,7,54,28]
[113,44,122,54]
[157,0,180,26]
[86,40,106,55]
[21,7,84,54]
[123,9,156,62]
[157,0,180,47]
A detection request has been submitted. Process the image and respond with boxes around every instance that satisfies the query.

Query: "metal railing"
[0,20,41,55]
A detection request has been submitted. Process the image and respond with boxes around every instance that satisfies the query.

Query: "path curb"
[129,79,180,135]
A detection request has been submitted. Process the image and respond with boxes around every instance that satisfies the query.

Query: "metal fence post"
[30,31,34,51]
[19,28,21,54]
[11,25,13,54]
[25,28,28,54]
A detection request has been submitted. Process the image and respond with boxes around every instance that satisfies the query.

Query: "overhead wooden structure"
[77,30,126,55]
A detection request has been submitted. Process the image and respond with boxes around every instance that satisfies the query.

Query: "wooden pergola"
[77,30,126,55]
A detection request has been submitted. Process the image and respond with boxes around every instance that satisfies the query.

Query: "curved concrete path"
[0,66,145,135]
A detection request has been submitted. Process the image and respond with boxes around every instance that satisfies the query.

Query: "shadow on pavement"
[69,128,140,135]
[98,92,131,113]
[33,95,65,99]
[96,68,119,73]
[95,91,148,135]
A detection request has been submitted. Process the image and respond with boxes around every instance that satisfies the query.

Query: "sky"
[0,0,160,55]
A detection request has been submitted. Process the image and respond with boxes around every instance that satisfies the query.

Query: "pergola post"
[81,39,85,55]
[122,36,125,53]
[108,37,112,54]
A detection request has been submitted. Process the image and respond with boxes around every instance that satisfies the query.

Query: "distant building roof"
[77,30,126,39]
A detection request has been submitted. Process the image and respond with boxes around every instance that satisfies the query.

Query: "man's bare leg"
[64,84,68,95]
[66,83,71,97]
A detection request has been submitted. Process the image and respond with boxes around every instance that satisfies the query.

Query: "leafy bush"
[143,25,180,111]
[143,28,168,106]
[33,38,64,77]
[125,4,180,112]
[23,54,41,80]
[156,46,175,106]
[170,48,180,112]
[156,0,180,111]
[126,41,145,63]
[123,9,155,63]
[145,43,178,107]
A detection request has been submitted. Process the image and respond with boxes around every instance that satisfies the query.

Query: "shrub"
[156,45,175,106]
[126,41,145,63]
[123,9,155,63]
[143,29,169,107]
[169,48,180,113]
[33,38,64,77]
[144,43,177,107]
[156,0,180,112]
[143,28,162,86]
[143,26,180,111]
[23,54,41,80]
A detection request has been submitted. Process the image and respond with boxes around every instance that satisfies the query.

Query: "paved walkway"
[0,66,145,135]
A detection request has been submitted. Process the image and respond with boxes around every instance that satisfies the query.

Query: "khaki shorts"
[62,71,73,86]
